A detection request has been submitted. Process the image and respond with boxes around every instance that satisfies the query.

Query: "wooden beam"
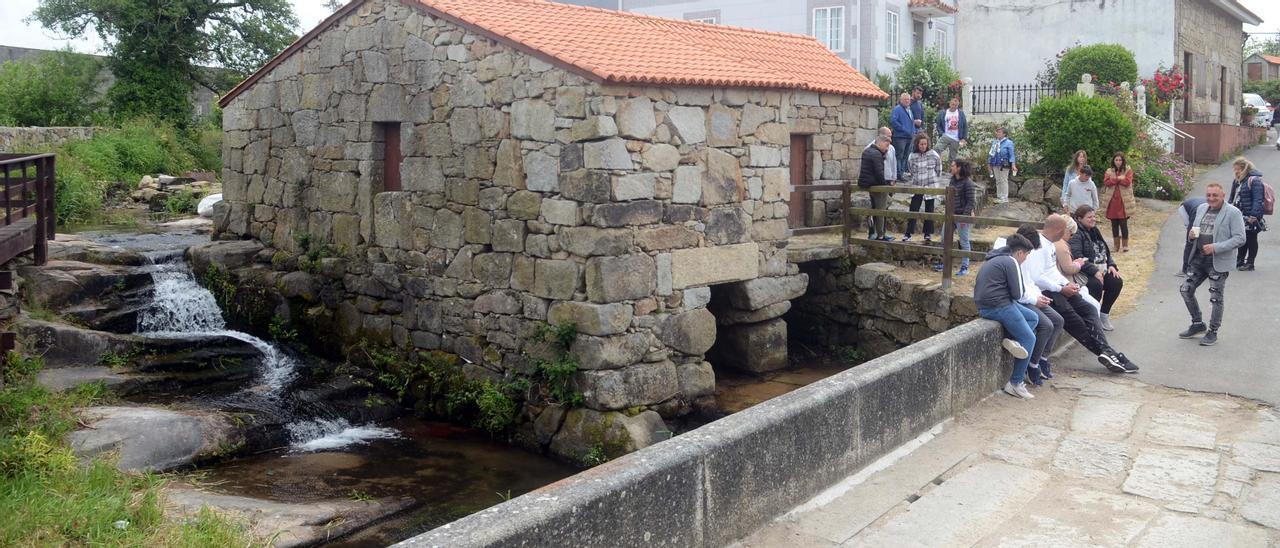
[853,236,988,260]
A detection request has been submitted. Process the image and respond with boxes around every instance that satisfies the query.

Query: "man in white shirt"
[1028,215,1135,373]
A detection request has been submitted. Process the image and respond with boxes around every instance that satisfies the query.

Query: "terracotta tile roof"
[220,0,886,107]
[909,0,957,15]
[1262,54,1280,66]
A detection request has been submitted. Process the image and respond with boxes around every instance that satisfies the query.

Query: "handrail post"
[941,186,956,291]
[33,158,47,265]
[840,178,851,248]
[44,156,55,243]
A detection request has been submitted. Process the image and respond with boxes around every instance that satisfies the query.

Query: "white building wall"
[955,0,1176,86]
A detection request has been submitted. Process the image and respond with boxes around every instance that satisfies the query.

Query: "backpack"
[1249,176,1275,216]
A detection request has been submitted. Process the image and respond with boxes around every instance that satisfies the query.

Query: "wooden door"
[789,134,809,228]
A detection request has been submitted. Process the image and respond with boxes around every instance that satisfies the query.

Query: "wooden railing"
[0,153,56,266]
[791,181,1044,289]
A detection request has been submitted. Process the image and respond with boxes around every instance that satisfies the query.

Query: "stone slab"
[1240,473,1280,530]
[1233,442,1280,472]
[1069,397,1141,440]
[1134,514,1271,548]
[847,462,1049,547]
[984,425,1065,467]
[1146,410,1217,450]
[979,487,1160,548]
[1122,447,1220,506]
[669,243,759,289]
[1051,435,1132,482]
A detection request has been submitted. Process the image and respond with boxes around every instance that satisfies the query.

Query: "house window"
[689,16,717,23]
[934,27,947,56]
[814,6,845,53]
[376,122,403,192]
[885,10,900,58]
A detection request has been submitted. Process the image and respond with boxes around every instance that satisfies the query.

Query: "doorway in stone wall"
[788,133,810,228]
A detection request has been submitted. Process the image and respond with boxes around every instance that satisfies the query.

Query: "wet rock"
[49,235,147,266]
[18,260,152,310]
[67,406,245,472]
[188,240,266,273]
[548,408,668,463]
[164,487,415,548]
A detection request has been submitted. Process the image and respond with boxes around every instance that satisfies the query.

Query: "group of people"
[975,214,1138,399]
[1061,149,1139,255]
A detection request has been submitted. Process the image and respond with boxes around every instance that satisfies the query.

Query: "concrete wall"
[615,0,955,77]
[395,319,1009,548]
[0,127,97,152]
[955,0,1175,86]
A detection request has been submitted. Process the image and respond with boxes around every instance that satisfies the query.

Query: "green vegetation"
[295,233,338,274]
[98,348,136,369]
[0,353,258,546]
[0,49,104,127]
[1026,95,1136,176]
[873,49,961,130]
[533,322,584,407]
[1056,44,1139,90]
[581,445,608,467]
[268,314,298,343]
[163,189,200,215]
[33,0,297,124]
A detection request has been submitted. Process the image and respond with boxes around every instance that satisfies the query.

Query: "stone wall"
[788,260,977,359]
[0,127,97,152]
[1175,0,1245,125]
[215,0,876,458]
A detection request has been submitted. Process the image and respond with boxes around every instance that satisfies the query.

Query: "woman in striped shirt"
[904,132,944,244]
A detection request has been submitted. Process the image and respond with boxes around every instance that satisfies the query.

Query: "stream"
[70,223,577,545]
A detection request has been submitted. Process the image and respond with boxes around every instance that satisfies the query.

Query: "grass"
[0,353,260,547]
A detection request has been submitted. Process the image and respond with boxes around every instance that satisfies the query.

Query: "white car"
[1243,93,1272,127]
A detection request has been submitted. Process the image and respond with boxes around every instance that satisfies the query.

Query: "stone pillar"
[1134,84,1147,116]
[710,274,808,373]
[961,77,974,111]
[1077,73,1096,98]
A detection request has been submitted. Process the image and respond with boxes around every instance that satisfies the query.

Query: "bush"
[1244,80,1280,104]
[961,120,1048,179]
[0,49,104,127]
[1056,44,1139,90]
[892,48,961,110]
[1026,95,1136,174]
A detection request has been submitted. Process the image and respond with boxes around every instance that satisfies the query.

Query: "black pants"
[1237,229,1260,266]
[1110,218,1129,239]
[1182,238,1195,273]
[905,195,935,238]
[1086,271,1123,314]
[1045,290,1111,355]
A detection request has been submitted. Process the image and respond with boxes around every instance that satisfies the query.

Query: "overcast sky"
[1,0,1277,55]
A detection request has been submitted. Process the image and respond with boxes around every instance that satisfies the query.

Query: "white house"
[556,0,957,79]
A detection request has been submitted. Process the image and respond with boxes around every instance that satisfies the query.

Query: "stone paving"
[736,370,1280,547]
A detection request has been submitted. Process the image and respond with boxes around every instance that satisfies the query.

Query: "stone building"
[214,0,884,458]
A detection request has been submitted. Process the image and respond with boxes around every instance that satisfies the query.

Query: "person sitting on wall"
[994,224,1065,386]
[974,233,1039,400]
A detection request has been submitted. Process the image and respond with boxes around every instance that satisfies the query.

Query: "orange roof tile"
[909,0,957,15]
[1262,54,1280,65]
[220,0,886,108]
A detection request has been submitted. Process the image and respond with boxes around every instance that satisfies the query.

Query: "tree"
[32,0,299,123]
[1245,36,1280,58]
[1056,44,1139,90]
[1026,95,1135,173]
[324,0,345,11]
[0,49,104,126]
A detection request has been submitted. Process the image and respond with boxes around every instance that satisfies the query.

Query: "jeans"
[1181,262,1229,330]
[893,138,911,177]
[1029,304,1064,365]
[905,195,935,238]
[1086,271,1124,314]
[956,222,972,267]
[979,303,1039,385]
[934,134,961,162]
[868,191,889,238]
[1237,229,1260,266]
[1182,237,1195,273]
[1046,290,1111,356]
[992,166,1010,201]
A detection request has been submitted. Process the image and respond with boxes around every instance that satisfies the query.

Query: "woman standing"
[904,133,943,243]
[1070,205,1124,330]
[1102,152,1136,252]
[1061,150,1089,211]
[1229,157,1268,271]
[935,159,976,275]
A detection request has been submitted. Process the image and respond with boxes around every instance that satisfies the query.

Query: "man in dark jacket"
[1228,158,1267,271]
[974,234,1039,399]
[1177,196,1207,276]
[861,135,892,240]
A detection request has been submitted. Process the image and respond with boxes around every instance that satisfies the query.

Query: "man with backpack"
[1227,157,1272,271]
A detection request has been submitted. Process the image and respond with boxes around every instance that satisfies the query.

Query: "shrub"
[1056,44,1139,90]
[892,48,961,110]
[1244,79,1280,104]
[1133,153,1193,201]
[1025,95,1136,174]
[163,189,200,215]
[961,120,1047,179]
[0,49,104,127]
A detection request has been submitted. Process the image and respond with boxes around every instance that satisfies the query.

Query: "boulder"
[714,300,791,325]
[570,332,650,370]
[67,406,244,472]
[547,301,632,336]
[982,200,1049,222]
[187,240,265,273]
[164,487,415,548]
[575,360,678,410]
[549,408,669,463]
[1016,177,1048,203]
[18,261,152,310]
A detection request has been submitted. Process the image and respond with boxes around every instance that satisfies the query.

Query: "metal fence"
[971,84,1073,114]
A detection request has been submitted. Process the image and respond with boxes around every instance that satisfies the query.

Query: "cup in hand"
[1190,226,1201,240]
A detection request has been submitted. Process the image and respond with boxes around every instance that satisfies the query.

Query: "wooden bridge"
[0,153,56,355]
[789,181,1044,290]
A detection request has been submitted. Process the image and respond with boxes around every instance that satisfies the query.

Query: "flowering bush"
[1141,65,1185,120]
[1133,153,1193,200]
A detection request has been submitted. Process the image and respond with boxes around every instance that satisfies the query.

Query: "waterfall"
[136,253,397,451]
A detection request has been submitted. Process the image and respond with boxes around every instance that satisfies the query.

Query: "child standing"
[1064,165,1099,213]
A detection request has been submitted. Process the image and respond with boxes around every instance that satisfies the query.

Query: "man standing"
[860,135,893,241]
[1179,183,1247,346]
[891,93,915,177]
[910,87,926,131]
[1176,195,1207,276]
[865,126,898,183]
[934,96,967,162]
[987,127,1017,203]
[1025,215,1137,373]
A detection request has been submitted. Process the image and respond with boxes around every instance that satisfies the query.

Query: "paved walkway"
[736,371,1280,547]
[1057,142,1280,405]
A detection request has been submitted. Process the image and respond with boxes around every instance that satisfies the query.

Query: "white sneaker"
[1002,338,1029,359]
[1099,313,1115,331]
[1004,381,1035,399]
